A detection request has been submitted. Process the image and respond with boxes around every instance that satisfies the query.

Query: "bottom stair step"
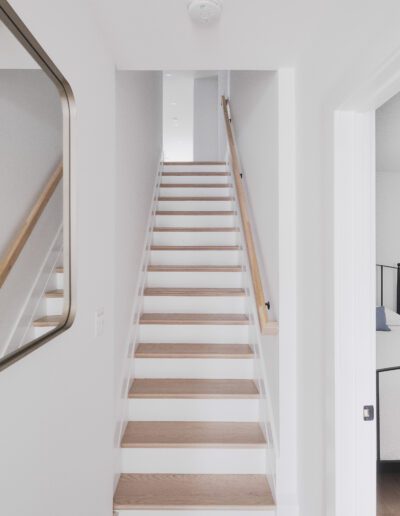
[113,474,274,510]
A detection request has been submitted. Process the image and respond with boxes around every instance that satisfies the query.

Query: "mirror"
[0,5,73,370]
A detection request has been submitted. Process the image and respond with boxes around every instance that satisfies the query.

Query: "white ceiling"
[86,0,399,75]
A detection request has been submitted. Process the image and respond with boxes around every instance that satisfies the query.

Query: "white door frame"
[334,48,400,515]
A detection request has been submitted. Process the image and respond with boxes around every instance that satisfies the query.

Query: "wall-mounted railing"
[222,95,277,335]
[0,163,63,288]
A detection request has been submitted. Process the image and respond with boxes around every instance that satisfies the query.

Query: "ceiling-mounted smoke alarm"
[187,0,223,24]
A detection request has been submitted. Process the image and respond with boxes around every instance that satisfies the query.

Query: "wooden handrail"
[222,96,276,335]
[0,163,63,288]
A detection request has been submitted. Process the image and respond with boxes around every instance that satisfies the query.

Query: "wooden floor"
[378,472,400,515]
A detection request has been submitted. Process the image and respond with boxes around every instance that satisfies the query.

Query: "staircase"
[31,264,65,340]
[113,161,276,515]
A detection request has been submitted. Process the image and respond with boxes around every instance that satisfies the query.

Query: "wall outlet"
[95,308,105,337]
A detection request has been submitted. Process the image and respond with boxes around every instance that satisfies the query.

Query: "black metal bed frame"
[376,263,400,470]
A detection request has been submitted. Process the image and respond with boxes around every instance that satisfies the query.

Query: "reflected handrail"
[0,162,63,287]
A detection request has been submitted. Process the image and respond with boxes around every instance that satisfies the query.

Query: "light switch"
[95,308,104,337]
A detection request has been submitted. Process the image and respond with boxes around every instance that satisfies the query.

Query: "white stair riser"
[152,231,239,246]
[33,326,53,339]
[139,324,251,344]
[150,250,242,266]
[143,296,248,314]
[115,511,275,515]
[45,297,64,316]
[157,201,234,211]
[55,272,64,290]
[121,448,268,474]
[128,398,259,422]
[161,174,231,184]
[146,271,243,288]
[163,165,227,173]
[135,358,254,379]
[155,215,236,228]
[159,187,233,197]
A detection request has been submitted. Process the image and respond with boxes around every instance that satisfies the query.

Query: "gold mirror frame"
[0,1,75,371]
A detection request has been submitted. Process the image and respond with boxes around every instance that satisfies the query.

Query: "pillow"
[385,307,400,326]
[377,306,391,331]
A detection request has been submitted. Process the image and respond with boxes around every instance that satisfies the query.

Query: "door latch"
[363,405,374,421]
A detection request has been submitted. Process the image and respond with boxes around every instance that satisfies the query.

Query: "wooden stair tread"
[114,473,272,509]
[147,265,242,272]
[33,315,63,327]
[144,288,246,297]
[114,473,274,509]
[129,379,260,399]
[153,227,239,232]
[135,343,254,358]
[45,289,63,298]
[121,422,266,448]
[160,183,232,188]
[163,161,226,165]
[162,172,230,177]
[158,196,234,201]
[150,245,241,251]
[156,211,236,215]
[139,313,250,325]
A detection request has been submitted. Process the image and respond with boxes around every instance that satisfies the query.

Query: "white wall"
[218,70,229,160]
[193,75,219,160]
[114,70,163,478]
[229,70,279,424]
[163,71,193,161]
[0,19,39,68]
[0,1,116,515]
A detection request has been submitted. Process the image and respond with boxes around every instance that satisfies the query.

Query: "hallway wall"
[193,75,219,161]
[0,1,116,515]
[114,70,163,477]
[229,70,279,425]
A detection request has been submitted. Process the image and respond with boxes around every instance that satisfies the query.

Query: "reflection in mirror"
[0,12,70,366]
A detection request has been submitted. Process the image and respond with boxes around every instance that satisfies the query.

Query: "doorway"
[334,49,400,516]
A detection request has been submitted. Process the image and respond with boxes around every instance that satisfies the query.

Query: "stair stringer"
[226,153,278,500]
[114,154,164,490]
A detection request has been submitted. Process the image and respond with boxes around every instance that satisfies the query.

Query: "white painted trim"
[334,111,376,516]
[114,154,163,491]
[276,69,299,516]
[333,47,400,515]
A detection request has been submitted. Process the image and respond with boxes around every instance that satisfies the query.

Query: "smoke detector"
[187,0,223,24]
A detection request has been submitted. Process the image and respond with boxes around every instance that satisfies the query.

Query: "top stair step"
[162,172,230,177]
[164,161,226,166]
[160,183,232,188]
